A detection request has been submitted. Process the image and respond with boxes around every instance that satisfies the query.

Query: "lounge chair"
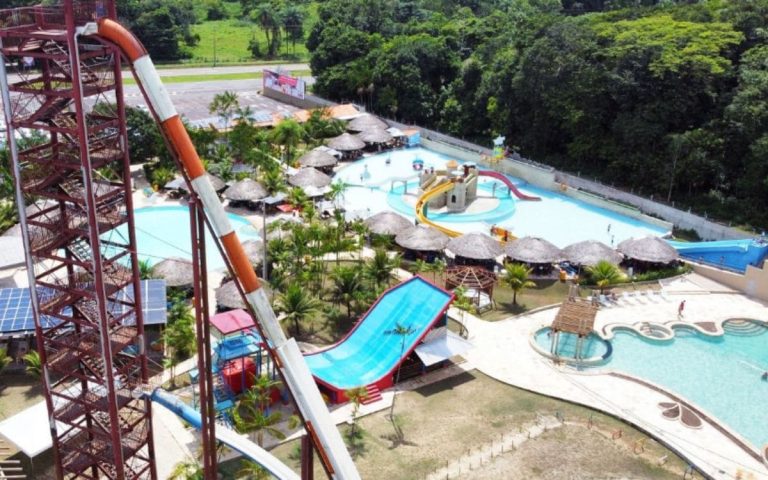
[598,294,613,308]
[621,291,636,304]
[659,290,671,302]
[644,289,660,302]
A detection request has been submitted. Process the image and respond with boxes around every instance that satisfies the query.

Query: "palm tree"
[365,249,401,290]
[327,180,349,209]
[23,350,42,378]
[237,460,271,480]
[138,259,154,280]
[386,322,416,437]
[274,283,321,337]
[232,401,285,447]
[426,259,446,283]
[345,386,368,437]
[269,118,304,163]
[168,457,202,480]
[329,266,364,318]
[501,263,536,305]
[412,259,430,277]
[245,373,283,412]
[286,186,308,211]
[586,260,622,293]
[0,347,13,376]
[208,90,239,130]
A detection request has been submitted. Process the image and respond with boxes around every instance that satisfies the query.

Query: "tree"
[232,398,285,447]
[501,263,536,305]
[385,322,415,440]
[162,301,196,386]
[426,259,446,283]
[329,266,364,317]
[270,118,304,163]
[282,6,305,55]
[139,259,154,280]
[586,260,621,293]
[237,460,271,480]
[0,347,13,376]
[344,386,368,457]
[126,106,165,164]
[260,166,286,195]
[208,91,239,130]
[168,457,202,480]
[365,249,401,290]
[274,283,321,337]
[252,3,283,57]
[23,350,42,378]
[327,180,349,209]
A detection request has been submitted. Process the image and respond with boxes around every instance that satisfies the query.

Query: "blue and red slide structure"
[668,238,768,273]
[304,277,454,403]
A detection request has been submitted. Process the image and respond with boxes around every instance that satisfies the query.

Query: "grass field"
[188,1,317,64]
[122,70,311,85]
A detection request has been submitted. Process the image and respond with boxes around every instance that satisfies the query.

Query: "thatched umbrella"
[505,236,564,264]
[446,232,503,260]
[241,239,265,266]
[152,257,194,287]
[618,236,679,264]
[563,240,622,266]
[327,132,365,151]
[298,150,338,169]
[357,128,393,144]
[176,174,227,193]
[288,168,332,189]
[364,211,412,236]
[347,114,388,132]
[216,279,270,310]
[395,225,450,251]
[223,178,267,202]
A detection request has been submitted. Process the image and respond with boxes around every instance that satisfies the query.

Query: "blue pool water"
[534,328,611,359]
[537,323,768,450]
[305,277,452,389]
[105,206,262,270]
[335,148,668,247]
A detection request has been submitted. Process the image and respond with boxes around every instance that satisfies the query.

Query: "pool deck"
[459,272,768,480]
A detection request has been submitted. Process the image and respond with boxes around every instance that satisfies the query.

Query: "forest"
[307,0,768,231]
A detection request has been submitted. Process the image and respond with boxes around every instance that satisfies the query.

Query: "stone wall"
[692,260,768,301]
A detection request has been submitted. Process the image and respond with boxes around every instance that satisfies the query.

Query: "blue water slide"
[149,389,300,480]
[304,277,453,390]
[668,239,768,273]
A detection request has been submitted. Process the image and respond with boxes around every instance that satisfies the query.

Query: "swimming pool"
[105,206,262,270]
[535,322,768,451]
[533,328,611,361]
[334,148,668,247]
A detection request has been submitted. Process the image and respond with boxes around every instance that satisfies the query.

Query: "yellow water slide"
[415,181,462,237]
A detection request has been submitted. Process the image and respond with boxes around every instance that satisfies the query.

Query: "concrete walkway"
[461,273,768,480]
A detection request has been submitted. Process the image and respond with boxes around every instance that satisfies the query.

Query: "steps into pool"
[360,384,382,405]
[723,320,766,336]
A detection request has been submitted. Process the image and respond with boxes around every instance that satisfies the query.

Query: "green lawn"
[122,70,311,85]
[187,2,318,64]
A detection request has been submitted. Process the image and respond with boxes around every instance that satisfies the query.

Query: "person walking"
[677,300,686,319]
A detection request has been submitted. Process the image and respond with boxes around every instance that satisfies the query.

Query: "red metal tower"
[0,1,156,478]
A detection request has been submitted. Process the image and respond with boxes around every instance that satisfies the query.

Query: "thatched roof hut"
[241,239,265,266]
[347,114,388,132]
[395,225,450,251]
[357,129,393,144]
[224,178,267,202]
[563,240,622,266]
[151,257,194,287]
[364,211,413,236]
[505,236,564,264]
[171,174,227,193]
[551,299,598,335]
[327,132,366,151]
[298,150,338,169]
[288,168,332,188]
[618,236,679,264]
[216,279,271,310]
[446,232,503,260]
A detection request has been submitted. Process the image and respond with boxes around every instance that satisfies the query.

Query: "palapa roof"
[347,114,388,132]
[298,149,338,168]
[241,239,264,266]
[357,128,393,144]
[395,225,450,251]
[445,265,496,292]
[364,211,413,235]
[151,257,194,287]
[288,168,332,188]
[618,236,679,264]
[171,174,227,192]
[551,300,598,335]
[563,240,622,266]
[505,236,565,264]
[216,279,271,310]
[327,132,366,151]
[223,178,267,202]
[446,232,503,260]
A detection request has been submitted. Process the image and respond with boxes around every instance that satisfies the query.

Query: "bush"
[632,264,692,282]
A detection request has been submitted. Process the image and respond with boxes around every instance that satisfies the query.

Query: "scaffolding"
[0,2,156,478]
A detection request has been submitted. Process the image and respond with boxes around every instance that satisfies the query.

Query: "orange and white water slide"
[85,19,360,480]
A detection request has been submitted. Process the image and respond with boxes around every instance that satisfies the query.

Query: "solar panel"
[0,286,67,334]
[0,280,167,335]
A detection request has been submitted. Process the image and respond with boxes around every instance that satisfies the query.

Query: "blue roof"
[0,279,167,335]
[214,333,263,363]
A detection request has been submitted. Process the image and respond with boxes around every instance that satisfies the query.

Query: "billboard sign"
[263,69,306,100]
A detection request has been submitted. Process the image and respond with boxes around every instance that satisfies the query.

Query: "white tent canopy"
[0,400,57,457]
[414,329,473,367]
[0,236,25,269]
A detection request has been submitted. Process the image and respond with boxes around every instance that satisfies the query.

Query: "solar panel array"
[0,279,167,335]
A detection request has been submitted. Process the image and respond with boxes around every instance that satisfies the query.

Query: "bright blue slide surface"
[668,239,768,272]
[305,277,453,390]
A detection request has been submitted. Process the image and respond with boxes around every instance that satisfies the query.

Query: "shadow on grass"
[414,371,476,398]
